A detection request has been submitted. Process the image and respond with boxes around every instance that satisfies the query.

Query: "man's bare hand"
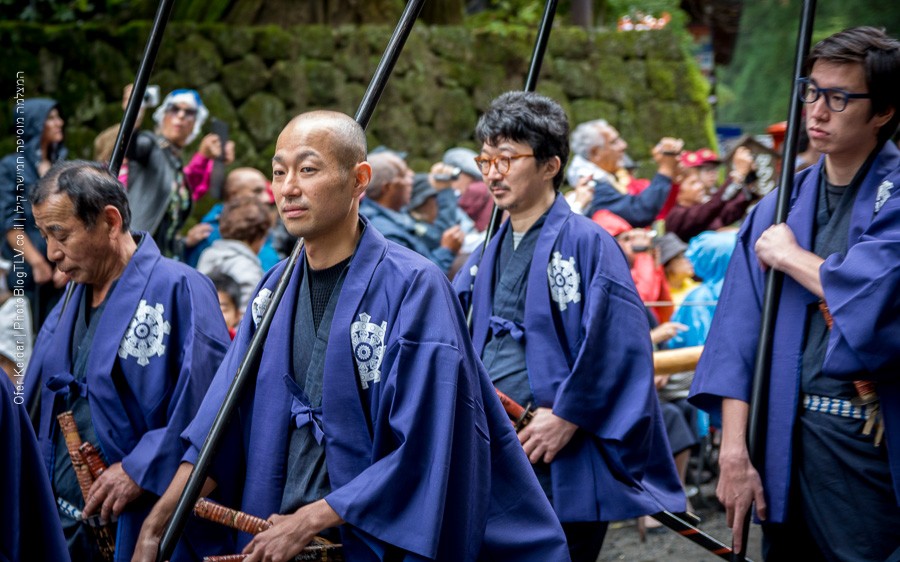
[730,146,755,180]
[440,226,465,254]
[573,176,595,210]
[184,223,213,249]
[429,162,457,191]
[717,451,767,554]
[83,462,142,523]
[755,223,799,271]
[242,500,343,562]
[650,321,687,345]
[518,407,578,464]
[30,259,53,284]
[51,267,69,289]
[132,519,163,562]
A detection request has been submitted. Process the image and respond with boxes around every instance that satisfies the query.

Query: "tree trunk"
[570,0,593,28]
[420,0,464,24]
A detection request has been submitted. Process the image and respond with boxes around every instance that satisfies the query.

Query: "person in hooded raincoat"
[0,98,67,330]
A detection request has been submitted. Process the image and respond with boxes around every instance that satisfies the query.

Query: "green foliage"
[717,0,900,133]
[605,0,687,30]
[0,0,150,23]
[465,0,548,34]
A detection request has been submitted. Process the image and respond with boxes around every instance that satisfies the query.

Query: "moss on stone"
[392,70,437,124]
[254,25,298,62]
[427,26,473,60]
[88,41,131,98]
[212,24,257,61]
[293,25,335,60]
[221,54,270,102]
[4,23,714,180]
[304,60,345,106]
[548,28,591,60]
[228,128,260,171]
[569,99,619,127]
[535,82,572,120]
[199,82,239,126]
[63,125,97,160]
[432,88,477,145]
[237,92,286,144]
[334,32,371,82]
[177,34,222,85]
[645,58,676,100]
[269,60,310,111]
[554,58,601,99]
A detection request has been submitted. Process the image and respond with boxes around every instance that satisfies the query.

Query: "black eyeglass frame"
[796,77,872,113]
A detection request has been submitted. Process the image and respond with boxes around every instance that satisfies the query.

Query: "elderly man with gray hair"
[359,151,464,274]
[567,118,682,227]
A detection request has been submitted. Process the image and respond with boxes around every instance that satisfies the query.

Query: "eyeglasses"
[165,104,198,119]
[473,153,534,175]
[797,78,871,113]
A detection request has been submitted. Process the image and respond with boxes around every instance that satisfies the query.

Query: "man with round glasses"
[454,91,685,561]
[690,27,900,559]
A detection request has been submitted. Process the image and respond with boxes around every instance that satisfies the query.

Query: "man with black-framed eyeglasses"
[454,91,685,562]
[690,26,900,560]
[797,77,873,113]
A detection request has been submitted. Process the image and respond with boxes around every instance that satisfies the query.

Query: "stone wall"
[2,22,714,176]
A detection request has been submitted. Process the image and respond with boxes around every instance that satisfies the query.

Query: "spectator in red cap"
[665,146,760,242]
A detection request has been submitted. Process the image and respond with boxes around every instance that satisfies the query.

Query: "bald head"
[280,111,367,170]
[225,167,269,202]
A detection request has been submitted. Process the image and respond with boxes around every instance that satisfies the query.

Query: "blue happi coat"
[0,374,69,561]
[689,142,900,523]
[181,219,569,561]
[24,234,231,561]
[454,195,685,522]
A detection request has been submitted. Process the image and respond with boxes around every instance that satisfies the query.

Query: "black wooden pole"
[735,1,817,559]
[155,1,427,559]
[108,0,176,177]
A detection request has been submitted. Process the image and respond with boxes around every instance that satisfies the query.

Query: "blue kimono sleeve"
[0,375,69,562]
[325,340,490,561]
[551,272,657,439]
[821,188,900,380]
[120,279,230,497]
[688,210,766,414]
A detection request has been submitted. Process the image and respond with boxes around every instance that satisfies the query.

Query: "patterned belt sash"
[802,393,870,420]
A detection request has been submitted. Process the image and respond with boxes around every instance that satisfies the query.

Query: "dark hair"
[475,91,570,189]
[207,272,241,309]
[806,26,900,145]
[219,196,273,243]
[32,160,131,231]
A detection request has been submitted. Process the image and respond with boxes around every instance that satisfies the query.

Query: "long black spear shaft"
[466,0,558,327]
[155,1,426,559]
[108,0,176,177]
[736,1,817,560]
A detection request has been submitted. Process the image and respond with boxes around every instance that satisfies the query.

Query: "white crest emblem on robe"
[118,300,171,366]
[875,180,893,214]
[547,251,581,311]
[251,288,273,328]
[351,312,387,389]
